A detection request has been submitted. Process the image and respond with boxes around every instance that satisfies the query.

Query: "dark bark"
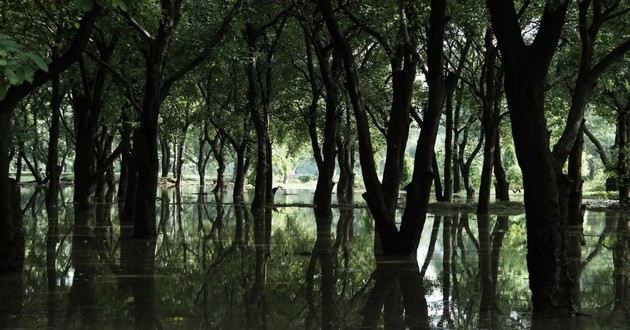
[486,0,571,316]
[160,137,171,178]
[46,70,62,210]
[233,146,248,203]
[453,88,463,194]
[117,109,133,205]
[460,128,483,200]
[493,132,510,201]
[321,0,439,255]
[121,0,240,237]
[174,127,188,186]
[209,133,225,195]
[444,79,455,201]
[244,23,268,211]
[443,39,472,201]
[432,154,444,201]
[618,109,630,204]
[477,29,499,215]
[303,27,341,218]
[336,108,355,206]
[73,37,117,211]
[125,1,183,238]
[584,125,611,168]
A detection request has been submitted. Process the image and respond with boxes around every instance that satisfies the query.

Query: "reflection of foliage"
[14,187,622,328]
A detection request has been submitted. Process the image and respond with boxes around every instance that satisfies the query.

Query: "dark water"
[0,186,627,329]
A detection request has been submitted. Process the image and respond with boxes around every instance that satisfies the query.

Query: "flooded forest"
[0,0,629,328]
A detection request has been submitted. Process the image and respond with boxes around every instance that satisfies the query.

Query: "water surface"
[0,186,626,329]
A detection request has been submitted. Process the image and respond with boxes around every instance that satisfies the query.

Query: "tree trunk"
[493,132,510,201]
[453,88,463,194]
[118,110,132,205]
[160,137,171,178]
[443,77,455,201]
[618,110,629,204]
[309,36,340,218]
[46,72,62,210]
[432,154,444,201]
[477,30,498,215]
[175,132,186,186]
[233,146,247,203]
[245,22,268,211]
[73,95,98,211]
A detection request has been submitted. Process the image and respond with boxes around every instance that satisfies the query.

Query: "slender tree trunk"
[453,90,462,194]
[618,110,629,204]
[493,132,510,201]
[310,38,340,217]
[432,154,444,201]
[477,30,498,215]
[233,147,247,203]
[245,23,267,211]
[118,110,132,205]
[15,147,22,183]
[46,73,62,210]
[160,137,171,178]
[443,78,455,201]
[175,131,186,187]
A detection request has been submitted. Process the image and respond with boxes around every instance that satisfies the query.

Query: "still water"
[0,186,626,329]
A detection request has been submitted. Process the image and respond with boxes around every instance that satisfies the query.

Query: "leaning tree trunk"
[493,132,510,201]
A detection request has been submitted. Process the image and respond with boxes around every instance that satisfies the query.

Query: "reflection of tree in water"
[611,213,630,327]
[64,208,98,328]
[303,214,338,329]
[120,227,158,330]
[245,208,271,329]
[478,214,509,329]
[0,181,24,328]
[361,255,429,329]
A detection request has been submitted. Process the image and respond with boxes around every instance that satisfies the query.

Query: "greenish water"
[0,186,626,329]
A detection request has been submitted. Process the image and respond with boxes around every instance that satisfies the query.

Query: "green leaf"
[0,38,20,51]
[5,68,20,85]
[112,0,128,11]
[24,53,48,72]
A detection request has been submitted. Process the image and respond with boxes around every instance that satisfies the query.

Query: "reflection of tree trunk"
[611,214,630,326]
[65,208,97,328]
[120,232,158,330]
[0,180,23,275]
[46,194,59,328]
[0,181,23,327]
[313,215,337,329]
[439,216,453,328]
[361,256,429,329]
[478,214,495,328]
[420,215,441,277]
[246,208,270,329]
